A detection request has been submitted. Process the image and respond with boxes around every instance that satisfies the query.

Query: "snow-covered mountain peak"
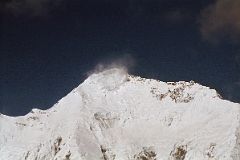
[1,69,240,160]
[79,68,221,105]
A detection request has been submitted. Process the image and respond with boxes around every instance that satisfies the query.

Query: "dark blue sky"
[0,0,239,116]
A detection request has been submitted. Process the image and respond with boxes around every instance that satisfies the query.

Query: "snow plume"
[87,54,136,77]
[84,54,136,91]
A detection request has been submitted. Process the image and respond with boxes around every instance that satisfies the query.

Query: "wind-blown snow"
[0,68,240,160]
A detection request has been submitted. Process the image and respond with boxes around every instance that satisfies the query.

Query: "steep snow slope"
[0,68,240,160]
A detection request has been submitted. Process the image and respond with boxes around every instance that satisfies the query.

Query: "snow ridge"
[0,68,240,160]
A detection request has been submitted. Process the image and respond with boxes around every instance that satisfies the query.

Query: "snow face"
[0,68,240,160]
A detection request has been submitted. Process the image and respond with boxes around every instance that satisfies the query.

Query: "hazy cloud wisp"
[1,0,62,16]
[200,0,240,42]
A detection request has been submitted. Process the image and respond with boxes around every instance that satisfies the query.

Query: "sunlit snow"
[0,68,240,160]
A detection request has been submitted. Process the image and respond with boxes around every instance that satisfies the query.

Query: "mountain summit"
[1,68,240,160]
